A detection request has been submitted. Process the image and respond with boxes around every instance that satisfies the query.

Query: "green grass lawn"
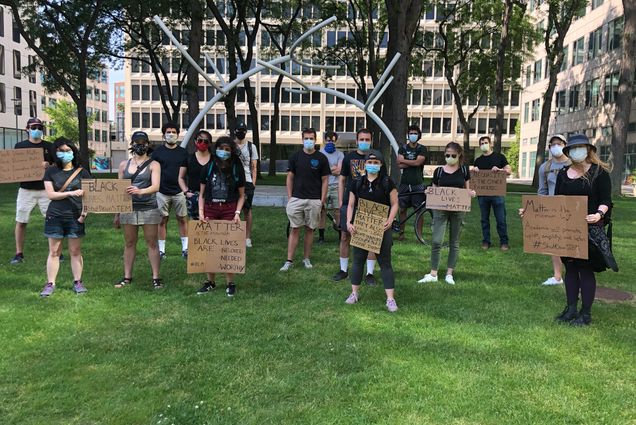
[0,183,634,425]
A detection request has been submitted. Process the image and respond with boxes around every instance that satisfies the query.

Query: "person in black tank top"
[183,130,212,220]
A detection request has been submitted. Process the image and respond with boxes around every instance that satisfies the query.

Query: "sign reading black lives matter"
[522,195,588,259]
[187,220,247,274]
[350,199,390,254]
[425,186,472,212]
[81,179,133,213]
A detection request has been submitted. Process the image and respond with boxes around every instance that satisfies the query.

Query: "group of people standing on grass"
[9,117,616,324]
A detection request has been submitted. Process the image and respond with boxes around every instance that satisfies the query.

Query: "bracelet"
[235,211,241,215]
[597,209,605,218]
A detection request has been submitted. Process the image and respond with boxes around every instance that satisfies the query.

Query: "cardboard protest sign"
[187,220,246,274]
[0,148,44,183]
[81,179,133,213]
[350,199,390,254]
[521,195,588,259]
[471,170,507,196]
[425,186,472,212]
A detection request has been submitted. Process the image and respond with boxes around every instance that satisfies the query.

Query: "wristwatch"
[597,209,605,218]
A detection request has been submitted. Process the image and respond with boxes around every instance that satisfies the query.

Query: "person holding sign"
[183,130,212,221]
[472,136,511,251]
[11,117,53,265]
[39,138,92,297]
[536,134,571,286]
[553,135,612,326]
[419,142,475,285]
[345,150,399,312]
[113,131,163,289]
[197,136,246,297]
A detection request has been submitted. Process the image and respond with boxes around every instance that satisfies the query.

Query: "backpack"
[207,159,239,183]
[355,175,393,206]
[543,158,571,182]
[435,165,469,183]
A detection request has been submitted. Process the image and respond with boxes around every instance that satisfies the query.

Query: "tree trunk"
[77,83,90,169]
[493,0,515,153]
[244,79,262,178]
[610,0,635,194]
[185,0,203,150]
[269,74,284,176]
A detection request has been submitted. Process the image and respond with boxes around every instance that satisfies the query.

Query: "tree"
[3,0,112,168]
[507,120,521,176]
[610,0,635,194]
[530,0,587,187]
[184,0,206,143]
[44,100,95,144]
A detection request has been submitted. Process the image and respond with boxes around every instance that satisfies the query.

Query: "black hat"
[364,149,384,163]
[26,117,43,127]
[131,131,149,142]
[562,134,595,155]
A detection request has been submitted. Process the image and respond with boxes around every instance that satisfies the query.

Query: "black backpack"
[354,175,393,206]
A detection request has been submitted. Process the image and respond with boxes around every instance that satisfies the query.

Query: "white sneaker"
[280,261,293,272]
[445,275,455,285]
[302,258,313,269]
[542,277,563,286]
[246,238,252,248]
[417,274,438,283]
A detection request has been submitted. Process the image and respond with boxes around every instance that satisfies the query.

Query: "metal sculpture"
[153,15,401,154]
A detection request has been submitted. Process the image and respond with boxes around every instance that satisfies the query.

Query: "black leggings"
[564,261,596,309]
[351,229,394,290]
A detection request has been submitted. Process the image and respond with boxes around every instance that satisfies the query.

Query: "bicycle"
[392,190,450,247]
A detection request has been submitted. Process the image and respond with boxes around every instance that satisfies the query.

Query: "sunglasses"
[196,139,210,144]
[29,125,44,130]
[445,154,458,158]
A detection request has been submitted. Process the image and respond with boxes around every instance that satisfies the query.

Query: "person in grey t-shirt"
[318,131,344,243]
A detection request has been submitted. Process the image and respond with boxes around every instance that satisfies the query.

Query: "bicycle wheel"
[414,208,434,245]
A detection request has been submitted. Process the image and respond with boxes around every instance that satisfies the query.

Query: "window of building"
[422,89,432,105]
[0,45,4,75]
[28,90,37,117]
[604,72,619,104]
[587,27,602,59]
[432,117,441,133]
[572,37,585,65]
[556,90,566,114]
[260,87,270,103]
[131,113,140,128]
[560,46,569,72]
[141,85,150,101]
[607,16,624,51]
[0,7,4,37]
[511,90,520,107]
[443,90,452,106]
[423,61,433,77]
[442,118,452,133]
[95,129,101,142]
[152,112,160,129]
[12,16,19,43]
[142,112,150,128]
[13,86,22,115]
[523,102,529,123]
[531,99,540,121]
[533,59,542,83]
[478,118,487,134]
[509,118,518,135]
[591,0,604,9]
[131,85,140,101]
[0,83,5,113]
[433,89,442,105]
[585,78,600,107]
[12,49,20,79]
[525,65,532,87]
[569,84,580,112]
[521,152,527,177]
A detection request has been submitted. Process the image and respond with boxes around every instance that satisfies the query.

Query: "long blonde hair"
[570,147,612,180]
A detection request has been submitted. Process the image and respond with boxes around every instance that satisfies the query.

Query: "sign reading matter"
[425,186,472,212]
[471,170,507,196]
[521,195,588,259]
[0,148,44,183]
[81,179,133,213]
[350,199,389,254]
[187,220,246,274]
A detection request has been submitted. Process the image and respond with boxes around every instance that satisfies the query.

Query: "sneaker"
[386,298,398,312]
[226,282,236,297]
[555,305,578,322]
[542,277,563,286]
[152,278,163,289]
[417,274,438,283]
[500,244,510,251]
[73,280,88,294]
[40,282,55,297]
[481,242,490,250]
[159,251,167,261]
[197,280,216,294]
[345,292,359,304]
[302,258,313,269]
[332,270,349,281]
[182,249,188,259]
[280,260,293,272]
[246,238,253,248]
[10,253,24,264]
[59,254,65,262]
[445,275,455,285]
[570,311,591,326]
[364,273,376,286]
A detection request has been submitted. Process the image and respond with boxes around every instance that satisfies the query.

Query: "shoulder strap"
[543,159,552,180]
[248,142,253,162]
[207,160,215,178]
[130,159,152,183]
[435,166,443,181]
[59,167,83,193]
[461,165,469,180]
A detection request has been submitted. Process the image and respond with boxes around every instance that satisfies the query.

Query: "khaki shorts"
[286,197,322,229]
[16,188,50,223]
[120,208,162,225]
[157,192,187,217]
[325,184,339,209]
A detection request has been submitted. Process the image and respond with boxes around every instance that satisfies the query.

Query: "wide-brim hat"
[364,149,384,163]
[562,134,595,155]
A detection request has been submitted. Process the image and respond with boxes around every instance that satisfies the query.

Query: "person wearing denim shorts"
[39,138,92,297]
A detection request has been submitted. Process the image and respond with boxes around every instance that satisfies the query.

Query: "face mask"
[550,145,564,157]
[568,146,588,162]
[195,141,209,152]
[30,129,43,140]
[480,143,490,153]
[324,142,336,154]
[131,143,148,156]
[358,141,371,152]
[303,139,315,150]
[408,134,419,143]
[216,149,231,160]
[56,151,74,164]
[235,130,247,140]
[445,155,458,166]
[164,133,178,144]
[365,163,381,174]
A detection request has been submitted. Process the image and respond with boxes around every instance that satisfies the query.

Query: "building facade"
[519,0,635,180]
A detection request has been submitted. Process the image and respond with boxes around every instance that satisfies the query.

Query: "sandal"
[152,278,163,289]
[115,277,132,288]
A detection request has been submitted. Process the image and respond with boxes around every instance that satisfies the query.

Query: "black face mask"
[235,130,247,140]
[131,143,148,156]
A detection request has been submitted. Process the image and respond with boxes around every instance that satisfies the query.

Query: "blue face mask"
[30,129,43,140]
[408,134,419,143]
[56,151,74,164]
[216,149,231,160]
[324,142,336,154]
[365,163,381,175]
[358,141,371,152]
[303,139,315,150]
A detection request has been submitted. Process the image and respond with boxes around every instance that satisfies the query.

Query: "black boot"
[571,307,592,326]
[555,304,578,322]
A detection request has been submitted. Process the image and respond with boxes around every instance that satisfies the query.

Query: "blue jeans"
[477,196,508,246]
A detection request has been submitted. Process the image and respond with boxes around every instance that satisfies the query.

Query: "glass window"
[432,117,441,133]
[0,46,4,75]
[588,27,602,59]
[556,90,566,114]
[281,115,290,131]
[141,85,150,101]
[478,118,487,134]
[572,37,585,65]
[560,46,569,72]
[531,99,541,121]
[12,49,21,79]
[433,89,442,105]
[142,113,150,128]
[604,72,619,104]
[591,0,604,9]
[585,78,600,107]
[131,85,140,101]
[132,113,140,128]
[533,59,542,83]
[442,118,452,133]
[569,85,580,112]
[291,115,300,132]
[422,117,431,133]
[508,118,518,135]
[607,17,624,51]
[422,89,432,105]
[216,113,225,130]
